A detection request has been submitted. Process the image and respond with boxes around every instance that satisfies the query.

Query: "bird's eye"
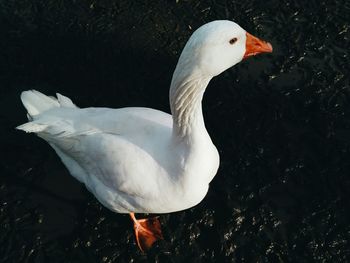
[229,37,238,45]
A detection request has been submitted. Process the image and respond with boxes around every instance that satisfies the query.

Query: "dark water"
[1,0,350,262]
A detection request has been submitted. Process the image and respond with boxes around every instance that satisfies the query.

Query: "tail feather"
[20,90,77,118]
[56,93,76,108]
[16,122,48,133]
[17,90,78,133]
[21,90,60,117]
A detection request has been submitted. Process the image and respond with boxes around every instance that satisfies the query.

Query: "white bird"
[17,20,272,251]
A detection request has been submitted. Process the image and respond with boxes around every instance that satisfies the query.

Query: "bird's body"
[23,103,218,213]
[17,20,272,250]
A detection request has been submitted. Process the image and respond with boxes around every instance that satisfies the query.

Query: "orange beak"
[243,32,273,59]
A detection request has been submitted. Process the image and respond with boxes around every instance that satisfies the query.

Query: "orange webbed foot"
[130,213,163,252]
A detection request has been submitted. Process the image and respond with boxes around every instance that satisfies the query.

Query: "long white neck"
[169,62,211,141]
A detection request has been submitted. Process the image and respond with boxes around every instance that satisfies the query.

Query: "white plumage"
[17,20,272,216]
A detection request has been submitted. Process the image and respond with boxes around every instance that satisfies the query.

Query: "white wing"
[17,91,176,212]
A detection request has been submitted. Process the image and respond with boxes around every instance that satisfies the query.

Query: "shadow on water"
[1,0,350,262]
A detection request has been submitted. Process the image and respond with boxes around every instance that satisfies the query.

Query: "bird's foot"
[129,213,163,252]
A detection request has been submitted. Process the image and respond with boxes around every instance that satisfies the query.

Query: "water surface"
[0,0,349,262]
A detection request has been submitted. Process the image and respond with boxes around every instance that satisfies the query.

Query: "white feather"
[16,21,269,214]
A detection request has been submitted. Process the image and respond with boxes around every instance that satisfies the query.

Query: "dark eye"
[229,37,238,45]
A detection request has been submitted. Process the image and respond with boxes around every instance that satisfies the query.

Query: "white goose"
[17,20,272,251]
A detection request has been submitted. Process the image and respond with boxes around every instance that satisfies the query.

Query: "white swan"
[17,20,272,251]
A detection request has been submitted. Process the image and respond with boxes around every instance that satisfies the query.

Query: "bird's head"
[180,20,273,77]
